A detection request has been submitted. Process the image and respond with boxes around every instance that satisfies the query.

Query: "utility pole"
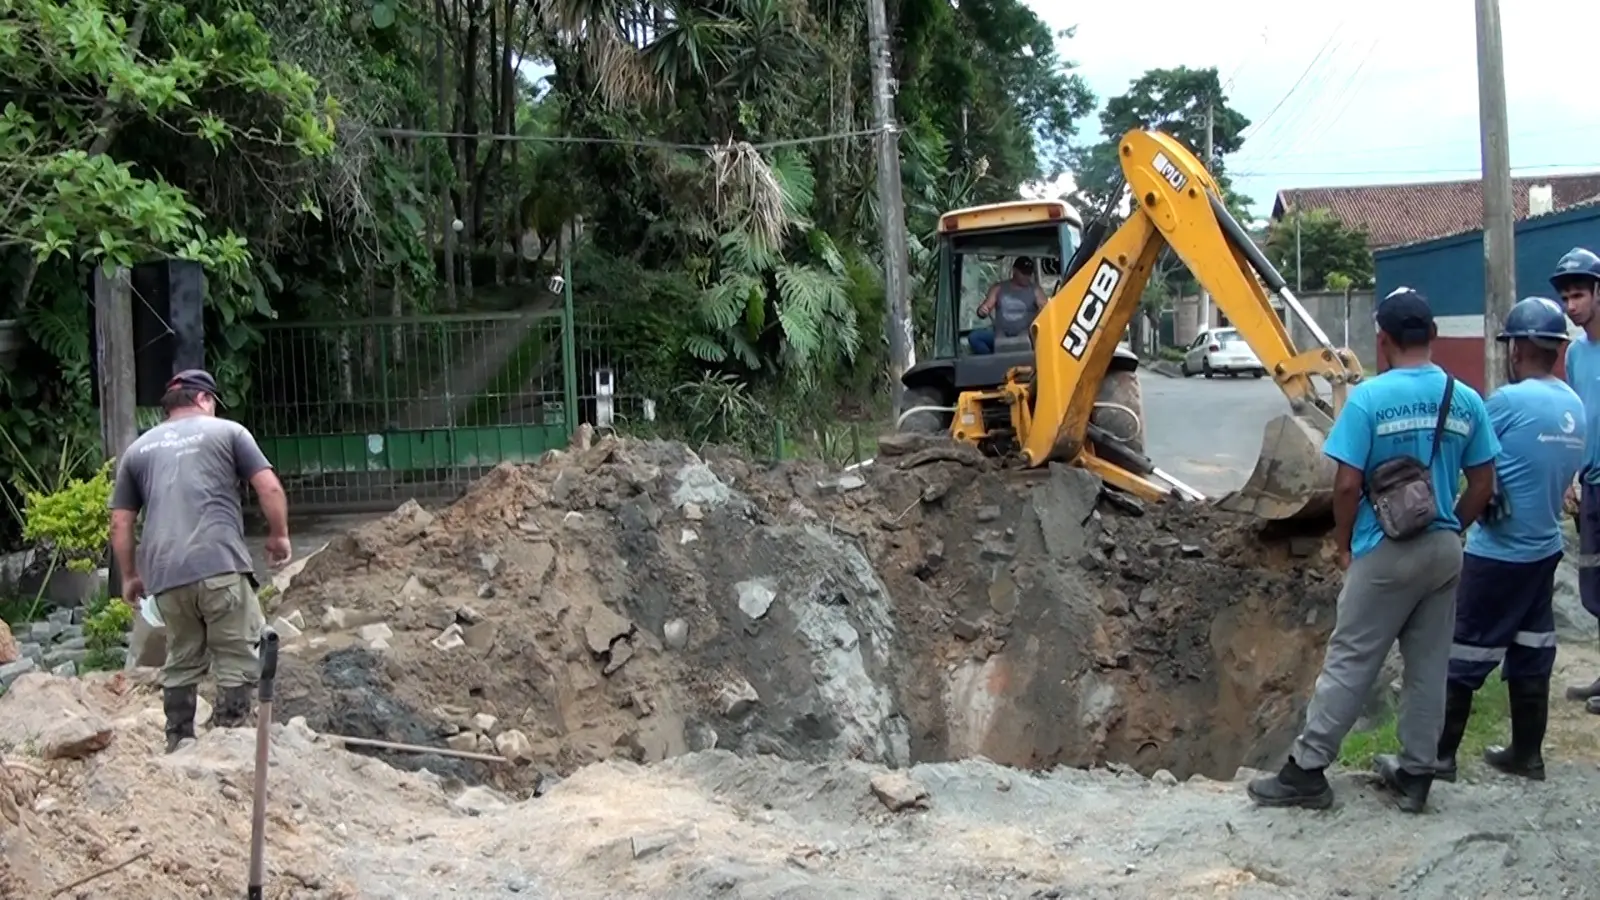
[865,0,913,416]
[1295,212,1303,292]
[1477,0,1515,391]
[93,264,138,600]
[1199,100,1215,330]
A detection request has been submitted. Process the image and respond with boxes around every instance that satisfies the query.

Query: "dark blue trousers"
[1580,482,1600,620]
[1447,551,1562,690]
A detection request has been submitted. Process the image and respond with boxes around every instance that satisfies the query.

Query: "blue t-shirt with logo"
[1323,364,1500,559]
[1465,377,1587,563]
[1564,335,1600,482]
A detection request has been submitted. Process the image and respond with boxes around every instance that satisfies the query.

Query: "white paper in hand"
[139,595,164,628]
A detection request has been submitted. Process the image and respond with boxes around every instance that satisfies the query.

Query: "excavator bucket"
[1214,413,1337,523]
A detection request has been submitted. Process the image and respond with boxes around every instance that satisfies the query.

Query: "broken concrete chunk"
[445,732,483,753]
[682,502,704,521]
[632,824,698,860]
[717,677,760,718]
[680,528,698,545]
[369,638,391,652]
[269,616,304,641]
[284,609,306,631]
[584,606,634,656]
[400,576,430,601]
[975,505,1001,523]
[431,624,465,651]
[358,623,393,644]
[869,772,930,812]
[321,607,348,630]
[479,553,501,577]
[735,579,777,620]
[0,657,36,688]
[50,660,77,678]
[494,728,534,763]
[662,618,689,651]
[470,713,498,734]
[817,473,867,494]
[39,713,114,760]
[1179,544,1203,558]
[950,619,981,642]
[602,639,634,677]
[455,605,484,625]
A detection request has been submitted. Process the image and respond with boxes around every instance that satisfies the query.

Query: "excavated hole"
[268,439,1344,793]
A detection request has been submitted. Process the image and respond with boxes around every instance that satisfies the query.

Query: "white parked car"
[1180,327,1266,379]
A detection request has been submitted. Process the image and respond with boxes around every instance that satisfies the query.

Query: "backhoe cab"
[896,129,1365,523]
[897,200,1148,459]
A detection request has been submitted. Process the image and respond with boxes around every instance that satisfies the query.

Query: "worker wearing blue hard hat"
[1552,248,1600,716]
[1435,296,1585,784]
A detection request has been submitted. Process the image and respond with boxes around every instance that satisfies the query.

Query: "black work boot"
[162,686,198,754]
[1563,675,1600,702]
[1588,696,1600,716]
[1247,757,1334,810]
[1434,683,1475,783]
[1373,754,1433,813]
[1484,677,1548,780]
[210,684,256,729]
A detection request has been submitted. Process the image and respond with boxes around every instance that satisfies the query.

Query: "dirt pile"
[263,434,1342,790]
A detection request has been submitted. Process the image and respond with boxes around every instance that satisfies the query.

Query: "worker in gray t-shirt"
[969,256,1047,354]
[108,369,292,753]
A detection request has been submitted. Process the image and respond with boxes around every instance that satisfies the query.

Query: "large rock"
[0,620,17,665]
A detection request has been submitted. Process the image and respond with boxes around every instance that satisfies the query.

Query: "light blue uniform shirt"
[1564,335,1600,483]
[1465,377,1586,563]
[1323,363,1500,559]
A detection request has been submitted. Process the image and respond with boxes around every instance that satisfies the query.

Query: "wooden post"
[94,264,138,598]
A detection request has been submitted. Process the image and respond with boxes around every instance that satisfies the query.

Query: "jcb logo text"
[1061,260,1122,359]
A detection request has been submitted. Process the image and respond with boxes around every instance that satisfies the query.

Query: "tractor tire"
[897,385,952,435]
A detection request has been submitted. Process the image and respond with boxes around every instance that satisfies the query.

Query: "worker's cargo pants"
[1290,529,1463,774]
[155,572,264,691]
[1447,551,1561,690]
[1578,482,1600,620]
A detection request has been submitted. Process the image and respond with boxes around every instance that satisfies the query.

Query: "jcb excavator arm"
[1024,129,1364,520]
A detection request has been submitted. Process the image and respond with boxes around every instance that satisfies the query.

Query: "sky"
[1026,0,1600,218]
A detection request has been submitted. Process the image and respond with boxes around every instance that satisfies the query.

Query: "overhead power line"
[363,125,887,152]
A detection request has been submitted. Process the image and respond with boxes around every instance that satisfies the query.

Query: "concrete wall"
[1374,202,1600,391]
[1287,290,1376,372]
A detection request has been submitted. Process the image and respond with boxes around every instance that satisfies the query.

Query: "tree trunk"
[434,0,457,310]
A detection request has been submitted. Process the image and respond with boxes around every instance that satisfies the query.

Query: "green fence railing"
[245,308,574,509]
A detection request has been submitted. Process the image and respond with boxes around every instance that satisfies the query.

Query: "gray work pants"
[1291,528,1464,774]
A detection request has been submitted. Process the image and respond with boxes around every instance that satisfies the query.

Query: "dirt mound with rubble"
[261,435,1341,793]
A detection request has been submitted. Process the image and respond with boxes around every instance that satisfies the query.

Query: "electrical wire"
[363,124,887,151]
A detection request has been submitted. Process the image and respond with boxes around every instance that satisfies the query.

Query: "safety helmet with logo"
[1497,296,1572,345]
[1549,247,1600,291]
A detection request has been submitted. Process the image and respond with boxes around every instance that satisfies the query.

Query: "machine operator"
[968,256,1047,355]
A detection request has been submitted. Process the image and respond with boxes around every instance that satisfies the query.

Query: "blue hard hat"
[1550,247,1600,289]
[1498,296,1571,342]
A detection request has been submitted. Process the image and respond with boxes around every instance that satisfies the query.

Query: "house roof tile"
[1272,172,1600,248]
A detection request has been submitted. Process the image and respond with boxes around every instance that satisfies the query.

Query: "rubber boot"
[1247,757,1334,810]
[211,684,256,729]
[162,686,198,754]
[1563,675,1600,702]
[1433,683,1474,783]
[1483,677,1548,780]
[1373,754,1433,814]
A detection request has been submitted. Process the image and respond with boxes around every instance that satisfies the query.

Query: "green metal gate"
[245,302,580,511]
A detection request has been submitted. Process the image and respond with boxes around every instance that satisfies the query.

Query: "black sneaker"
[1247,758,1334,810]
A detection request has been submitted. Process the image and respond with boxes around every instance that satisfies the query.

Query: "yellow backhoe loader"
[895,129,1364,522]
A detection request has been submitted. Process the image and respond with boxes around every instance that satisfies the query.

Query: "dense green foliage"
[1265,208,1375,292]
[0,0,1097,513]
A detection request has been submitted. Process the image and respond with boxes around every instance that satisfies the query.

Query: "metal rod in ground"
[320,733,510,764]
[247,628,280,900]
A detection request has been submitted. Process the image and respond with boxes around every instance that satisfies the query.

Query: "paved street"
[1140,370,1295,498]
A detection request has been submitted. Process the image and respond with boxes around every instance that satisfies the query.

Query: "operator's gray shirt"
[109,415,274,596]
